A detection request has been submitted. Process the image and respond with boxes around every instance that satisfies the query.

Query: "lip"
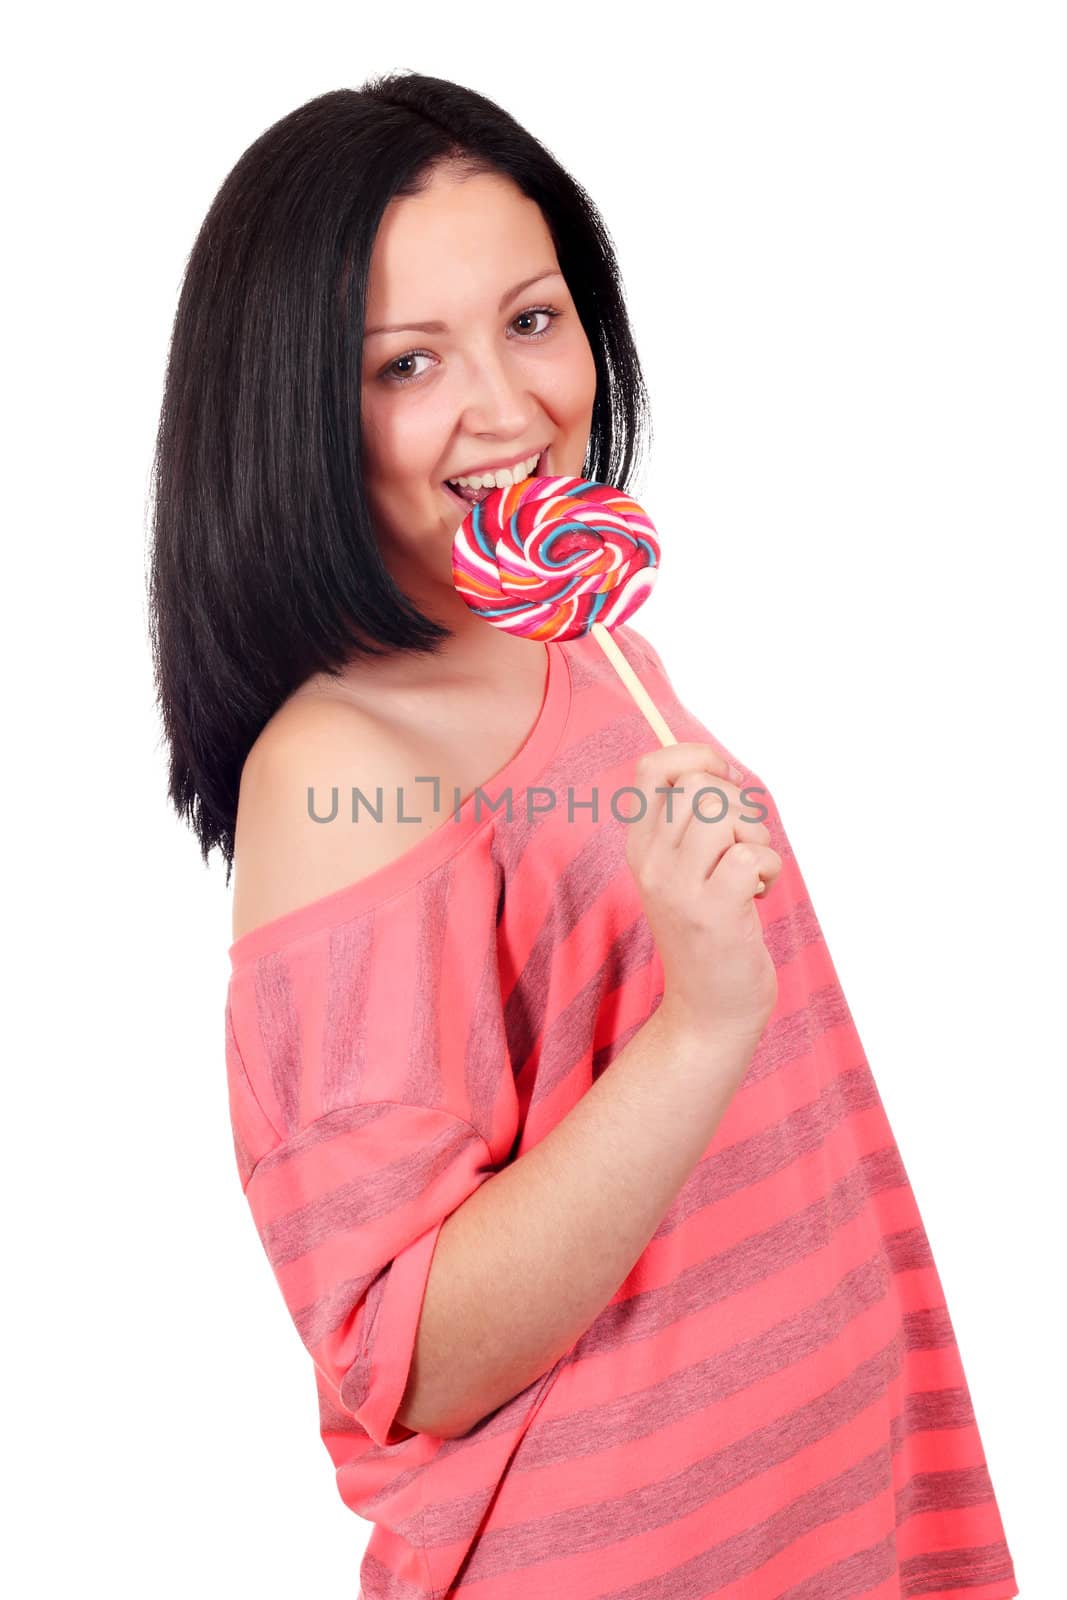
[443,442,549,485]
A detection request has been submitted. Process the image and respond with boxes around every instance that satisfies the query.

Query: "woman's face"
[359,166,598,609]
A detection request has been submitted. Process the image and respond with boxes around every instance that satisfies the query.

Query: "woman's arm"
[399,1000,754,1438]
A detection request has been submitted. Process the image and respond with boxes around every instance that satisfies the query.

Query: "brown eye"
[380,350,434,387]
[510,307,560,339]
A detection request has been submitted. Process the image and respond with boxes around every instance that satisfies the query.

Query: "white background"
[4,3,1061,1595]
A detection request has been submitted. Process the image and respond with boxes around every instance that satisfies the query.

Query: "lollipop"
[451,473,677,745]
[453,473,764,891]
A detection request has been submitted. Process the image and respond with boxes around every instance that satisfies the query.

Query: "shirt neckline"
[228,637,573,969]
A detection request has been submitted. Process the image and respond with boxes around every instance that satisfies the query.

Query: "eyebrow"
[364,270,565,339]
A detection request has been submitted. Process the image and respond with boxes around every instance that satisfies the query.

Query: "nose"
[457,343,537,439]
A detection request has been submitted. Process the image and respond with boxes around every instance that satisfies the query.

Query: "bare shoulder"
[231,691,436,944]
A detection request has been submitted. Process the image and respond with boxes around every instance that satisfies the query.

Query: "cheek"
[356,399,391,475]
[556,329,599,415]
[538,344,595,421]
[360,410,437,492]
[579,337,599,401]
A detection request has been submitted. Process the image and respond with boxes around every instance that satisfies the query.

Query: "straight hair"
[147,71,653,880]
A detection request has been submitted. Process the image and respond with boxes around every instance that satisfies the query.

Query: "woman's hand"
[623,741,783,1051]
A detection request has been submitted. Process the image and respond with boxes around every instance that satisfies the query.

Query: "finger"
[706,842,783,903]
[646,769,745,838]
[632,742,740,793]
[675,798,770,877]
[752,847,784,896]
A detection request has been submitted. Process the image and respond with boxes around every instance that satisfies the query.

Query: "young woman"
[148,72,1017,1600]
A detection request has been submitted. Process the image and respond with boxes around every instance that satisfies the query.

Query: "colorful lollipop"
[451,474,676,744]
[453,474,763,889]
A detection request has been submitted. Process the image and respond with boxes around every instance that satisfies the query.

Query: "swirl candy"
[451,474,658,642]
[452,473,676,745]
[451,472,764,888]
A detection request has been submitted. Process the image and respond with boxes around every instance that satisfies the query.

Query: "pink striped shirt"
[224,623,1017,1599]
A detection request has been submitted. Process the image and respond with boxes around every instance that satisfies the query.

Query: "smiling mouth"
[443,446,549,508]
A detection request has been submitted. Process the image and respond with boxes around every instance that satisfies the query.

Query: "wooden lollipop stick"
[590,622,676,746]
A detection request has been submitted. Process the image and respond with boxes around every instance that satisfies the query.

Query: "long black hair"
[147,70,653,882]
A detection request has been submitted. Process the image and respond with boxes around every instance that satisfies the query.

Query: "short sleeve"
[224,845,519,1448]
[241,1102,496,1447]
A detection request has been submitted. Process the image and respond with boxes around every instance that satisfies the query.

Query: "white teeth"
[452,450,541,490]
